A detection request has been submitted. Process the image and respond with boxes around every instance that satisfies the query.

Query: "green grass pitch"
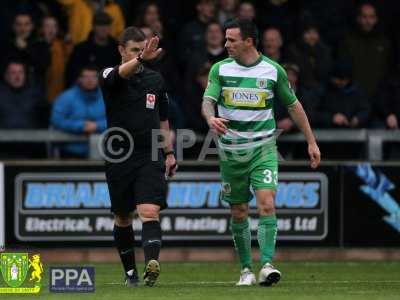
[2,261,400,299]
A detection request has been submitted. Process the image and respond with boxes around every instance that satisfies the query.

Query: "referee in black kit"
[99,27,177,287]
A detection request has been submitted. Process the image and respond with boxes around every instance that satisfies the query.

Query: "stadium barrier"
[0,129,399,160]
[2,160,399,248]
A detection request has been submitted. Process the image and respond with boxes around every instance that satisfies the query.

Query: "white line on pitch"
[104,280,400,285]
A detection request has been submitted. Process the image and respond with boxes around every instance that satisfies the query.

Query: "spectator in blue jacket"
[51,66,106,158]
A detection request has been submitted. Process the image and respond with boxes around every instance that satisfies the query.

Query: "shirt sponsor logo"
[223,89,268,107]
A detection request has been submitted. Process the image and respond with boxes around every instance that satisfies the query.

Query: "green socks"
[230,218,252,270]
[231,215,278,269]
[257,215,277,265]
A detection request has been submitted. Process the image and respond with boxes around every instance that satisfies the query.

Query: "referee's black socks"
[113,225,137,276]
[142,221,162,264]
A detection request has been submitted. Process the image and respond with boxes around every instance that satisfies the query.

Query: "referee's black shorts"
[106,160,168,215]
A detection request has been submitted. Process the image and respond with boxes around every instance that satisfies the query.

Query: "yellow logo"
[223,88,268,108]
[0,253,42,294]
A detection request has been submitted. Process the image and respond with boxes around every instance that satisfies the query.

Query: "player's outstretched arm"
[202,97,228,135]
[287,100,321,169]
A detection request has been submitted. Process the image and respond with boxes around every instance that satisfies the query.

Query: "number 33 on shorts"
[263,169,278,185]
[251,168,278,190]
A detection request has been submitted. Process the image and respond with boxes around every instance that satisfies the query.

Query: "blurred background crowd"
[1,0,400,159]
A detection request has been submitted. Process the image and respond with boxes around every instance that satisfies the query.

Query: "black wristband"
[137,54,144,63]
[164,150,174,157]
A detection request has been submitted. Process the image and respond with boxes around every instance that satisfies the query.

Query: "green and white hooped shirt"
[204,55,298,151]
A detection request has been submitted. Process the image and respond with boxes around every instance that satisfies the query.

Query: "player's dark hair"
[119,26,146,46]
[224,18,259,47]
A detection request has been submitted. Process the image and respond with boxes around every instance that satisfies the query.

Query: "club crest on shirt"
[256,78,267,89]
[221,182,231,195]
[146,93,156,109]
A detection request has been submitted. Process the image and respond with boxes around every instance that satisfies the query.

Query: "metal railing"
[0,129,399,161]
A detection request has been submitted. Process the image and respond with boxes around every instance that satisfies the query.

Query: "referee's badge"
[146,93,156,109]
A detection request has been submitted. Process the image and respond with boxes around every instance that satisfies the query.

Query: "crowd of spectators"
[1,0,400,158]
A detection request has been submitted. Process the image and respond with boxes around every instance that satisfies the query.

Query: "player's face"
[119,40,146,63]
[225,28,250,60]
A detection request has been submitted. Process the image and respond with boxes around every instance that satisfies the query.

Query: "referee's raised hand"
[140,36,163,61]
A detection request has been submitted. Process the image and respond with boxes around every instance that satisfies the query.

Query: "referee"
[99,27,177,287]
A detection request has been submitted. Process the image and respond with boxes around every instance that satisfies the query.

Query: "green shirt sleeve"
[203,63,221,103]
[275,65,298,107]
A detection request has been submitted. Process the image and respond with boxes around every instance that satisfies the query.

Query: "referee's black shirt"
[99,65,169,178]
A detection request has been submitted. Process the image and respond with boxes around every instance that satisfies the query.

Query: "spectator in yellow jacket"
[104,0,125,40]
[58,0,93,45]
[58,0,125,45]
[41,16,73,102]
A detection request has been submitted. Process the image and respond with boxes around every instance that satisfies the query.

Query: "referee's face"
[119,40,146,63]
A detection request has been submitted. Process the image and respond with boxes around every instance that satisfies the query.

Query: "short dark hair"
[119,26,146,46]
[93,11,112,26]
[224,18,259,46]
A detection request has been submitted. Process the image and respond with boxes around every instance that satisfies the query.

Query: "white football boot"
[258,263,281,286]
[236,268,256,286]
